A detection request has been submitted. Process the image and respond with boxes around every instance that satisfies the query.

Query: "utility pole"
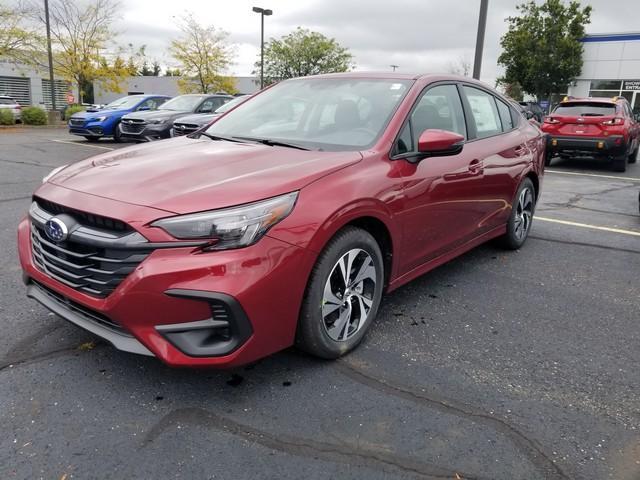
[252,7,273,89]
[44,0,57,115]
[473,0,489,80]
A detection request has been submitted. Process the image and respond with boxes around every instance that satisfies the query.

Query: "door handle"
[468,159,484,174]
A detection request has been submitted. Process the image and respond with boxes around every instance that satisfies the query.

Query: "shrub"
[21,106,48,125]
[65,104,86,120]
[0,109,15,125]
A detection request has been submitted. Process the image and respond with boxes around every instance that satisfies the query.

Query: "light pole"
[472,0,489,80]
[252,6,272,89]
[390,64,399,72]
[44,0,57,114]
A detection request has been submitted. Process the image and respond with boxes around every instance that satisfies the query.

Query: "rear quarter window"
[553,102,616,117]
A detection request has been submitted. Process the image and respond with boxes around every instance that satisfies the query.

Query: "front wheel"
[296,227,384,359]
[500,178,536,250]
[628,146,638,164]
[113,121,123,143]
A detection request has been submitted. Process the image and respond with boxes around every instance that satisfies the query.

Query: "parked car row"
[0,95,22,122]
[67,93,249,142]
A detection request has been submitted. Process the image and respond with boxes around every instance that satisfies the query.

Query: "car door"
[460,85,532,233]
[394,83,490,273]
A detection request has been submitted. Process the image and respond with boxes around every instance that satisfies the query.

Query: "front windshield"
[214,95,250,114]
[104,96,145,110]
[205,78,412,151]
[160,95,205,112]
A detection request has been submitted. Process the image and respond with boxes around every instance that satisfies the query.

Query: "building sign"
[623,80,640,91]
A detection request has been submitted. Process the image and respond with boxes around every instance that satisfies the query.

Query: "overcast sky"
[118,0,637,84]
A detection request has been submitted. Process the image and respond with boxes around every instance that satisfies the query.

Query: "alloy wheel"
[514,187,533,241]
[321,248,377,342]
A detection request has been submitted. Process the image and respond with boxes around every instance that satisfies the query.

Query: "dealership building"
[568,32,640,112]
[0,57,71,109]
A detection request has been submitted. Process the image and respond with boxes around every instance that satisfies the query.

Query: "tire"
[500,177,536,250]
[544,152,553,167]
[113,121,123,143]
[84,136,99,142]
[296,227,384,359]
[612,154,627,172]
[629,146,638,164]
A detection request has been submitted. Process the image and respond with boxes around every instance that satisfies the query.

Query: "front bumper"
[18,214,315,368]
[68,121,110,138]
[546,135,627,157]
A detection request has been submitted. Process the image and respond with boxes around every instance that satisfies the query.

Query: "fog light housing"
[597,141,604,149]
[156,289,253,357]
[551,138,557,146]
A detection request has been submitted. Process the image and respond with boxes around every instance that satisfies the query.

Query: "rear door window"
[462,86,502,138]
[496,99,514,131]
[553,102,616,117]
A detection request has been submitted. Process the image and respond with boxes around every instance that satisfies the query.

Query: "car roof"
[292,71,490,85]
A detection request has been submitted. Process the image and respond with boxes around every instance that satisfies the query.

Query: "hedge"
[0,109,14,125]
[21,107,48,125]
[65,104,86,120]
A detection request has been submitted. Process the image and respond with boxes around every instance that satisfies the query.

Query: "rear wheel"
[612,154,627,172]
[296,227,384,359]
[84,136,99,142]
[628,146,638,164]
[500,178,535,250]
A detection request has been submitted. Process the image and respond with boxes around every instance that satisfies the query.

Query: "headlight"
[42,164,68,183]
[91,116,107,122]
[151,192,298,250]
[149,118,166,125]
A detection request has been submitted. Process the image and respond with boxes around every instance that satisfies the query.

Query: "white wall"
[577,37,640,81]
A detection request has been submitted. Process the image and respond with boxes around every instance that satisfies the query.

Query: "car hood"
[71,109,124,120]
[174,113,219,126]
[49,136,362,214]
[122,110,190,122]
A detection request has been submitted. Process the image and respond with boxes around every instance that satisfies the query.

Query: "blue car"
[68,95,170,142]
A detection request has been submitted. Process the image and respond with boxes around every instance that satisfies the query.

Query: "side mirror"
[417,129,465,157]
[524,110,535,120]
[138,106,150,111]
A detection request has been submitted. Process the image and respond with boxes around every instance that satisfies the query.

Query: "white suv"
[0,95,22,122]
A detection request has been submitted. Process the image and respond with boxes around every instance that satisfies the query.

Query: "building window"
[41,79,71,110]
[0,76,31,105]
[589,90,618,98]
[589,80,622,90]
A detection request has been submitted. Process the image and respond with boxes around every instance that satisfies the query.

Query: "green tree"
[164,67,182,77]
[256,28,353,85]
[30,0,125,103]
[498,0,591,102]
[0,0,42,65]
[169,14,236,94]
[496,78,524,101]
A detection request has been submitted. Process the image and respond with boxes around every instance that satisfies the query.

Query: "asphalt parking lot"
[1,128,639,480]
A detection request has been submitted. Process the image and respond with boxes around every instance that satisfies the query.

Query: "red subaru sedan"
[18,73,545,368]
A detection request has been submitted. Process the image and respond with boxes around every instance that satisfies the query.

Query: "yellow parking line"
[50,139,114,151]
[535,216,640,237]
[546,169,640,182]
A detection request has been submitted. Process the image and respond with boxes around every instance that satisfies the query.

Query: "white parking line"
[546,169,640,182]
[50,139,114,151]
[535,216,640,237]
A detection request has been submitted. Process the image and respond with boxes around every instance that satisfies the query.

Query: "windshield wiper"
[233,136,311,151]
[196,132,247,143]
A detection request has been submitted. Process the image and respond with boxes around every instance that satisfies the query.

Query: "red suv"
[18,73,546,368]
[542,96,640,172]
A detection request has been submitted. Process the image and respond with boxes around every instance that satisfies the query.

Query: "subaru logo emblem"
[44,217,69,242]
[180,125,185,130]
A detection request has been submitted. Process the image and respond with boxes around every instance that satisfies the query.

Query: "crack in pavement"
[141,407,489,480]
[0,346,80,372]
[0,158,58,168]
[529,235,640,255]
[0,195,31,204]
[334,361,570,480]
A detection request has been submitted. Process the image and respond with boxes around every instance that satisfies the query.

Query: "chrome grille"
[173,123,199,136]
[120,119,146,133]
[29,201,153,298]
[69,118,84,126]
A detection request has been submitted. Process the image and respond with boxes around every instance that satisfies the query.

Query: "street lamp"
[472,0,489,80]
[44,0,57,115]
[390,65,399,72]
[252,6,272,89]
